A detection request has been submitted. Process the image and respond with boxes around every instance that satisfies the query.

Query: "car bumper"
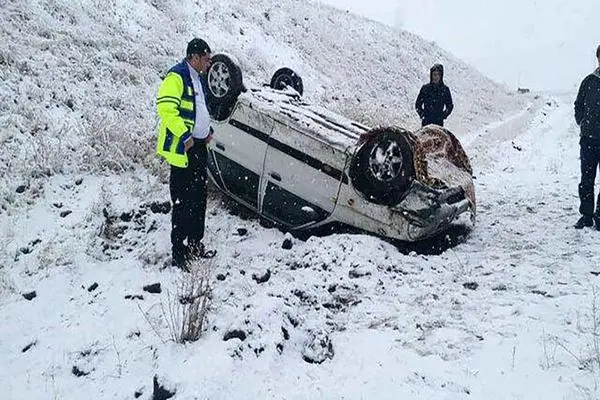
[390,183,475,241]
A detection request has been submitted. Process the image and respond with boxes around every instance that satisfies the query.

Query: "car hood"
[409,125,476,215]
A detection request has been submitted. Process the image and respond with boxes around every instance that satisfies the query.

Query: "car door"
[260,121,345,228]
[209,103,272,210]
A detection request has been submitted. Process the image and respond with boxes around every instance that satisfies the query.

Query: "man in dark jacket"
[574,44,600,229]
[415,64,454,127]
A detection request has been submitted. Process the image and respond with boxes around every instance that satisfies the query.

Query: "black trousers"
[578,137,600,217]
[170,139,208,262]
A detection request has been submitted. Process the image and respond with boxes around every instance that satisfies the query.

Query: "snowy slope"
[0,0,526,183]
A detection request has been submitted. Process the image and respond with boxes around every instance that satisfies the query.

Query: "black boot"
[575,215,593,229]
[188,242,217,260]
[172,245,190,272]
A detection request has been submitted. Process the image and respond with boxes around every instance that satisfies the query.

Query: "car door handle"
[269,172,281,182]
[215,142,225,151]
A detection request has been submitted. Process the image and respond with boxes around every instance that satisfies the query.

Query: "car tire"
[206,53,244,121]
[270,67,303,96]
[349,128,415,206]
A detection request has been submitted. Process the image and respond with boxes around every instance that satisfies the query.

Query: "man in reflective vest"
[156,38,216,269]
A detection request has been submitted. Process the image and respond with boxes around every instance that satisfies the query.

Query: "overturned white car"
[204,53,476,242]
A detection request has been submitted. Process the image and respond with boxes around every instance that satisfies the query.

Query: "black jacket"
[415,64,454,126]
[575,68,600,140]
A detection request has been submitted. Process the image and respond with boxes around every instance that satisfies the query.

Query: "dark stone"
[276,343,284,354]
[216,273,226,281]
[16,185,27,194]
[223,329,247,341]
[66,99,74,110]
[287,314,299,327]
[281,327,290,340]
[327,284,337,293]
[532,289,553,298]
[237,228,248,236]
[253,346,265,356]
[120,212,133,222]
[75,178,83,185]
[349,269,370,279]
[71,365,89,377]
[282,238,293,250]
[134,391,143,398]
[125,294,144,300]
[22,341,37,353]
[322,302,341,311]
[149,201,171,215]
[20,246,32,255]
[30,238,42,247]
[22,291,36,301]
[302,331,334,364]
[292,289,310,302]
[87,282,98,292]
[492,284,508,291]
[252,269,271,284]
[53,202,63,208]
[143,283,161,294]
[60,210,72,218]
[153,376,175,400]
[463,282,479,290]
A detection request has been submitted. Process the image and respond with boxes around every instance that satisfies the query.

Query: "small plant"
[141,258,214,344]
[165,258,214,343]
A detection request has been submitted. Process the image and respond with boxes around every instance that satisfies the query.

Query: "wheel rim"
[208,61,231,98]
[368,140,404,182]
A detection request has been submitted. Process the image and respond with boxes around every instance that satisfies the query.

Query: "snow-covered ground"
[2,92,600,399]
[2,0,597,399]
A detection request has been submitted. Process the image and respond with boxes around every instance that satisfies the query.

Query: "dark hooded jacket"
[415,64,454,126]
[575,67,600,141]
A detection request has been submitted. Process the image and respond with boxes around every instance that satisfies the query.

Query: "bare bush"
[141,258,214,344]
[164,259,214,343]
[544,286,600,391]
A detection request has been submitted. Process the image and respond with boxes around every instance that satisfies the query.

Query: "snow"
[318,0,600,92]
[395,0,600,92]
[1,0,599,399]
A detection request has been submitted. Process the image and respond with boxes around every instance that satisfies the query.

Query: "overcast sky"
[317,0,600,92]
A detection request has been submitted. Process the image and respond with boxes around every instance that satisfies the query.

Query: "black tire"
[270,67,303,96]
[349,128,415,206]
[206,53,244,121]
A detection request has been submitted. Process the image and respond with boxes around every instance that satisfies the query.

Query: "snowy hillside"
[0,0,526,181]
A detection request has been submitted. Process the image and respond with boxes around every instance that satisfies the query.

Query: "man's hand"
[184,137,194,152]
[206,126,214,143]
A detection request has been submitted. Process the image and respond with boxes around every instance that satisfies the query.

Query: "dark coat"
[415,64,454,126]
[575,68,600,141]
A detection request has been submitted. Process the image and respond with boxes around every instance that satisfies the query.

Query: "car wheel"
[270,67,303,96]
[206,53,243,121]
[349,128,415,206]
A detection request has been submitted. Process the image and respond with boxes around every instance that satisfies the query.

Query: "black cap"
[186,38,211,57]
